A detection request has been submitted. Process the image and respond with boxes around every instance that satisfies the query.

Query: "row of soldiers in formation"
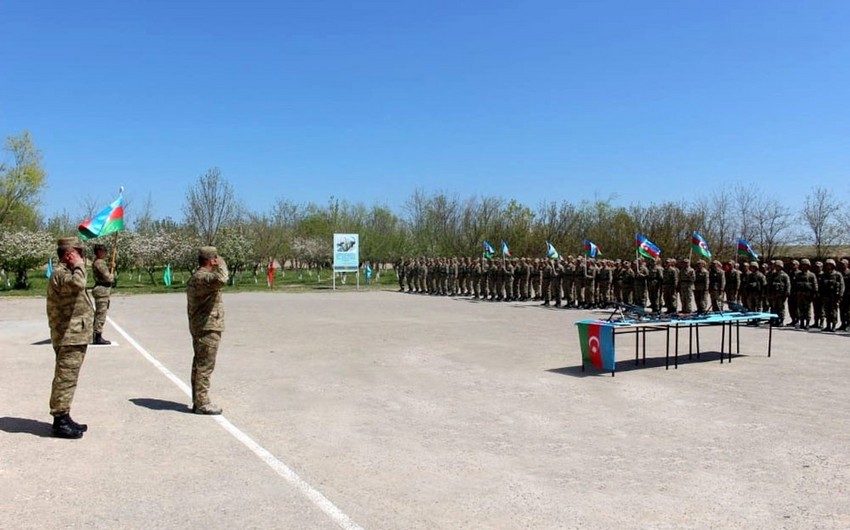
[393,255,850,331]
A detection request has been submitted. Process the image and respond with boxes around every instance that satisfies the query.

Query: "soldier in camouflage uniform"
[395,257,406,292]
[647,258,663,313]
[47,237,94,439]
[596,260,613,308]
[838,259,850,331]
[788,260,801,326]
[743,262,766,313]
[662,259,679,313]
[634,259,649,308]
[91,244,114,345]
[820,259,845,332]
[724,261,742,305]
[793,259,818,329]
[766,260,791,326]
[582,258,596,308]
[812,261,824,327]
[187,246,229,415]
[678,259,696,314]
[620,260,635,304]
[693,260,710,313]
[540,259,554,306]
[708,260,726,312]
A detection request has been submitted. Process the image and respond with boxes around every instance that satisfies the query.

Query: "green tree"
[0,131,47,229]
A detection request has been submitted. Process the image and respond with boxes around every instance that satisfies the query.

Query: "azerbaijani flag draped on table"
[482,241,495,259]
[691,231,712,259]
[546,241,560,260]
[576,321,616,371]
[583,240,601,258]
[635,234,661,260]
[501,240,511,257]
[163,264,173,287]
[78,196,125,240]
[737,238,759,260]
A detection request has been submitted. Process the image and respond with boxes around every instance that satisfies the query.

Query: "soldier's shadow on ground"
[31,338,51,345]
[0,417,54,437]
[548,351,746,377]
[129,398,191,413]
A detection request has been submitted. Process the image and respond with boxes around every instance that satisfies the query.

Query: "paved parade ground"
[2,290,850,529]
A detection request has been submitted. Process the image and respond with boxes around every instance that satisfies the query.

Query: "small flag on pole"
[546,241,560,260]
[163,264,173,287]
[583,240,601,258]
[78,196,125,240]
[501,240,511,257]
[691,231,712,259]
[737,238,759,260]
[482,241,495,259]
[46,257,54,278]
[636,234,661,260]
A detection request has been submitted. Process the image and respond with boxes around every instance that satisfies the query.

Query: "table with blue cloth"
[575,311,778,376]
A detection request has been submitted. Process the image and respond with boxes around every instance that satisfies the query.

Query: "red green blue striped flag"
[584,240,601,258]
[501,240,511,257]
[737,238,759,260]
[78,196,125,240]
[691,231,712,259]
[577,321,616,370]
[635,234,661,260]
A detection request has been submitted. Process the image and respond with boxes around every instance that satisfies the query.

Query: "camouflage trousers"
[823,297,840,325]
[191,330,221,407]
[694,290,709,313]
[93,294,110,334]
[795,292,813,322]
[662,286,677,313]
[679,286,694,313]
[50,344,88,416]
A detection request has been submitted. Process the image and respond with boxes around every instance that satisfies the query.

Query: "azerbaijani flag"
[501,240,511,257]
[636,234,661,260]
[737,238,759,260]
[46,257,54,278]
[163,264,173,287]
[584,240,601,258]
[691,231,712,259]
[546,241,560,260]
[576,321,616,371]
[78,196,125,240]
[482,241,495,259]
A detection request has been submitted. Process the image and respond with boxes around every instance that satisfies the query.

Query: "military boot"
[52,414,84,439]
[192,403,223,415]
[93,333,111,345]
[67,415,88,432]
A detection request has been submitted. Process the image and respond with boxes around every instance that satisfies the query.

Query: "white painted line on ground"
[107,316,364,530]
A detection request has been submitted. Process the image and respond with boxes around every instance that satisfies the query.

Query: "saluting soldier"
[46,237,94,439]
[187,246,229,415]
[91,243,114,345]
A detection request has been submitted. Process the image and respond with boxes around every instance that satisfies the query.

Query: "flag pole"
[109,186,124,274]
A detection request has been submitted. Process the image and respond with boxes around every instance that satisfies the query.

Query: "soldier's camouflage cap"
[198,246,218,260]
[58,236,84,251]
[825,258,836,266]
[800,258,811,266]
[750,261,759,267]
[93,243,107,252]
[774,260,784,267]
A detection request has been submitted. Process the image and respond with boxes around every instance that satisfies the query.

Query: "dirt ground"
[2,290,849,529]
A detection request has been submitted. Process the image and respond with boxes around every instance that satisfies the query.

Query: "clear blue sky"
[2,1,848,223]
